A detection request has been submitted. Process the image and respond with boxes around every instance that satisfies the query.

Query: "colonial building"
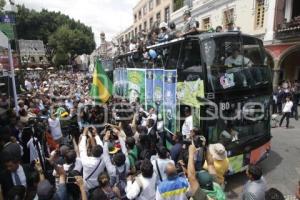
[18,39,49,68]
[265,0,300,88]
[172,0,274,39]
[133,0,173,35]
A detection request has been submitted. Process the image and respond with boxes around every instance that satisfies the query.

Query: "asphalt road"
[225,117,300,199]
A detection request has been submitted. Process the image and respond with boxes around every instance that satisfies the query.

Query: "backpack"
[114,165,128,200]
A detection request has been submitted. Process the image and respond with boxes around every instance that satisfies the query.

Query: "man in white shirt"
[182,107,193,139]
[27,137,43,164]
[24,79,33,91]
[151,146,174,185]
[48,113,63,142]
[225,49,253,68]
[79,127,105,191]
[102,129,130,199]
[125,159,156,200]
[279,96,293,128]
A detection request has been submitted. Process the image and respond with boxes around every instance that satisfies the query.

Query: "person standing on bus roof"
[182,107,193,140]
[181,10,197,36]
[158,22,169,43]
[279,96,293,128]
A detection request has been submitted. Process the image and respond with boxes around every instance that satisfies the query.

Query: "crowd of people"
[272,80,300,128]
[116,10,232,56]
[0,69,299,200]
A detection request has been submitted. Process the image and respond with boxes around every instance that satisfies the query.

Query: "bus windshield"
[202,35,272,91]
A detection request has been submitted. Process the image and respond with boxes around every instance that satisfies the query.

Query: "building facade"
[171,0,272,39]
[264,0,300,88]
[133,0,173,36]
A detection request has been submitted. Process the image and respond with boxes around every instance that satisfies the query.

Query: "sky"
[12,0,139,47]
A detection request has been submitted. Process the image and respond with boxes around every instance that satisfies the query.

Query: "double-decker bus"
[113,32,273,174]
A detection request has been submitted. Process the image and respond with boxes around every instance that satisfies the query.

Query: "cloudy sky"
[13,0,139,47]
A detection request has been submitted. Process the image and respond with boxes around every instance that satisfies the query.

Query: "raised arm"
[102,131,115,176]
[72,137,80,158]
[116,128,127,154]
[92,126,103,147]
[187,144,200,195]
[79,127,88,158]
[35,159,45,181]
[130,113,137,134]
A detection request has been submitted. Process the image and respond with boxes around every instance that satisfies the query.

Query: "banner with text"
[163,70,177,134]
[127,69,146,105]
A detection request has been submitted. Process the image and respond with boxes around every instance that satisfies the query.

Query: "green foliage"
[173,0,184,12]
[15,5,96,66]
[0,0,5,12]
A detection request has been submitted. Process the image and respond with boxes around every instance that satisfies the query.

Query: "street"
[226,117,300,199]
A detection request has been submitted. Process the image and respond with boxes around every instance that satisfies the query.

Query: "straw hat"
[209,143,227,161]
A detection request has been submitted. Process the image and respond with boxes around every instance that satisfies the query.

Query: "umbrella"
[36,67,43,70]
[26,67,33,71]
[48,67,54,70]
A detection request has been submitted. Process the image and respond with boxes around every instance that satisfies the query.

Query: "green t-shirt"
[193,187,208,200]
[128,146,138,169]
[202,182,226,200]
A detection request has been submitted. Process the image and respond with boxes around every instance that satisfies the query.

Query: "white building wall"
[171,0,276,41]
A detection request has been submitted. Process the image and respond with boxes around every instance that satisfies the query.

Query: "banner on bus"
[127,69,146,105]
[145,69,154,110]
[113,68,127,98]
[153,69,164,116]
[163,70,177,134]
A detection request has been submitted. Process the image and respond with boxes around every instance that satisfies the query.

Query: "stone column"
[264,0,277,42]
[272,59,280,90]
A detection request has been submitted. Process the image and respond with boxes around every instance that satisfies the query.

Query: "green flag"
[90,60,113,103]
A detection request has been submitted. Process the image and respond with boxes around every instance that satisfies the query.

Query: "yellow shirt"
[203,158,229,184]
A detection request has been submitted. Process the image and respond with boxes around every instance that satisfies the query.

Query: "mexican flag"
[90,59,113,103]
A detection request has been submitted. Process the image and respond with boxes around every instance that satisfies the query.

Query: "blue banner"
[0,14,15,24]
[113,68,127,98]
[153,69,164,115]
[164,70,177,134]
[145,69,154,109]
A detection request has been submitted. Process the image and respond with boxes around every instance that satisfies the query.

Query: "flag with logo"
[90,59,113,103]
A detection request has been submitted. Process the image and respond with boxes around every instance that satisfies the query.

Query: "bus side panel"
[227,141,271,175]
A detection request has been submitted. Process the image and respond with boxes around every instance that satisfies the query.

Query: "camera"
[182,135,205,149]
[66,177,76,183]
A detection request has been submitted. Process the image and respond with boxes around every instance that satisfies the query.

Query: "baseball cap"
[159,22,168,29]
[108,142,120,154]
[196,170,213,191]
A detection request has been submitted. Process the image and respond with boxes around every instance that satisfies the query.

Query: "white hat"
[159,22,168,29]
[209,143,227,161]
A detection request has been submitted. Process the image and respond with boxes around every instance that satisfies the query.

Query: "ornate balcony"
[275,16,300,40]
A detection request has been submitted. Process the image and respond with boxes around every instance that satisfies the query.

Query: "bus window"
[208,95,271,148]
[202,36,271,91]
[178,40,203,82]
[164,42,182,69]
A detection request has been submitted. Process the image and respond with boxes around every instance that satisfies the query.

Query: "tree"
[0,0,5,12]
[15,5,96,66]
[48,25,94,66]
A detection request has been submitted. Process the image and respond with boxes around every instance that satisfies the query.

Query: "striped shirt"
[156,176,190,200]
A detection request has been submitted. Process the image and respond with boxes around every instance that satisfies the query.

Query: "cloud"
[14,0,139,47]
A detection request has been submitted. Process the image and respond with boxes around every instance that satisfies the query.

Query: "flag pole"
[8,42,19,116]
